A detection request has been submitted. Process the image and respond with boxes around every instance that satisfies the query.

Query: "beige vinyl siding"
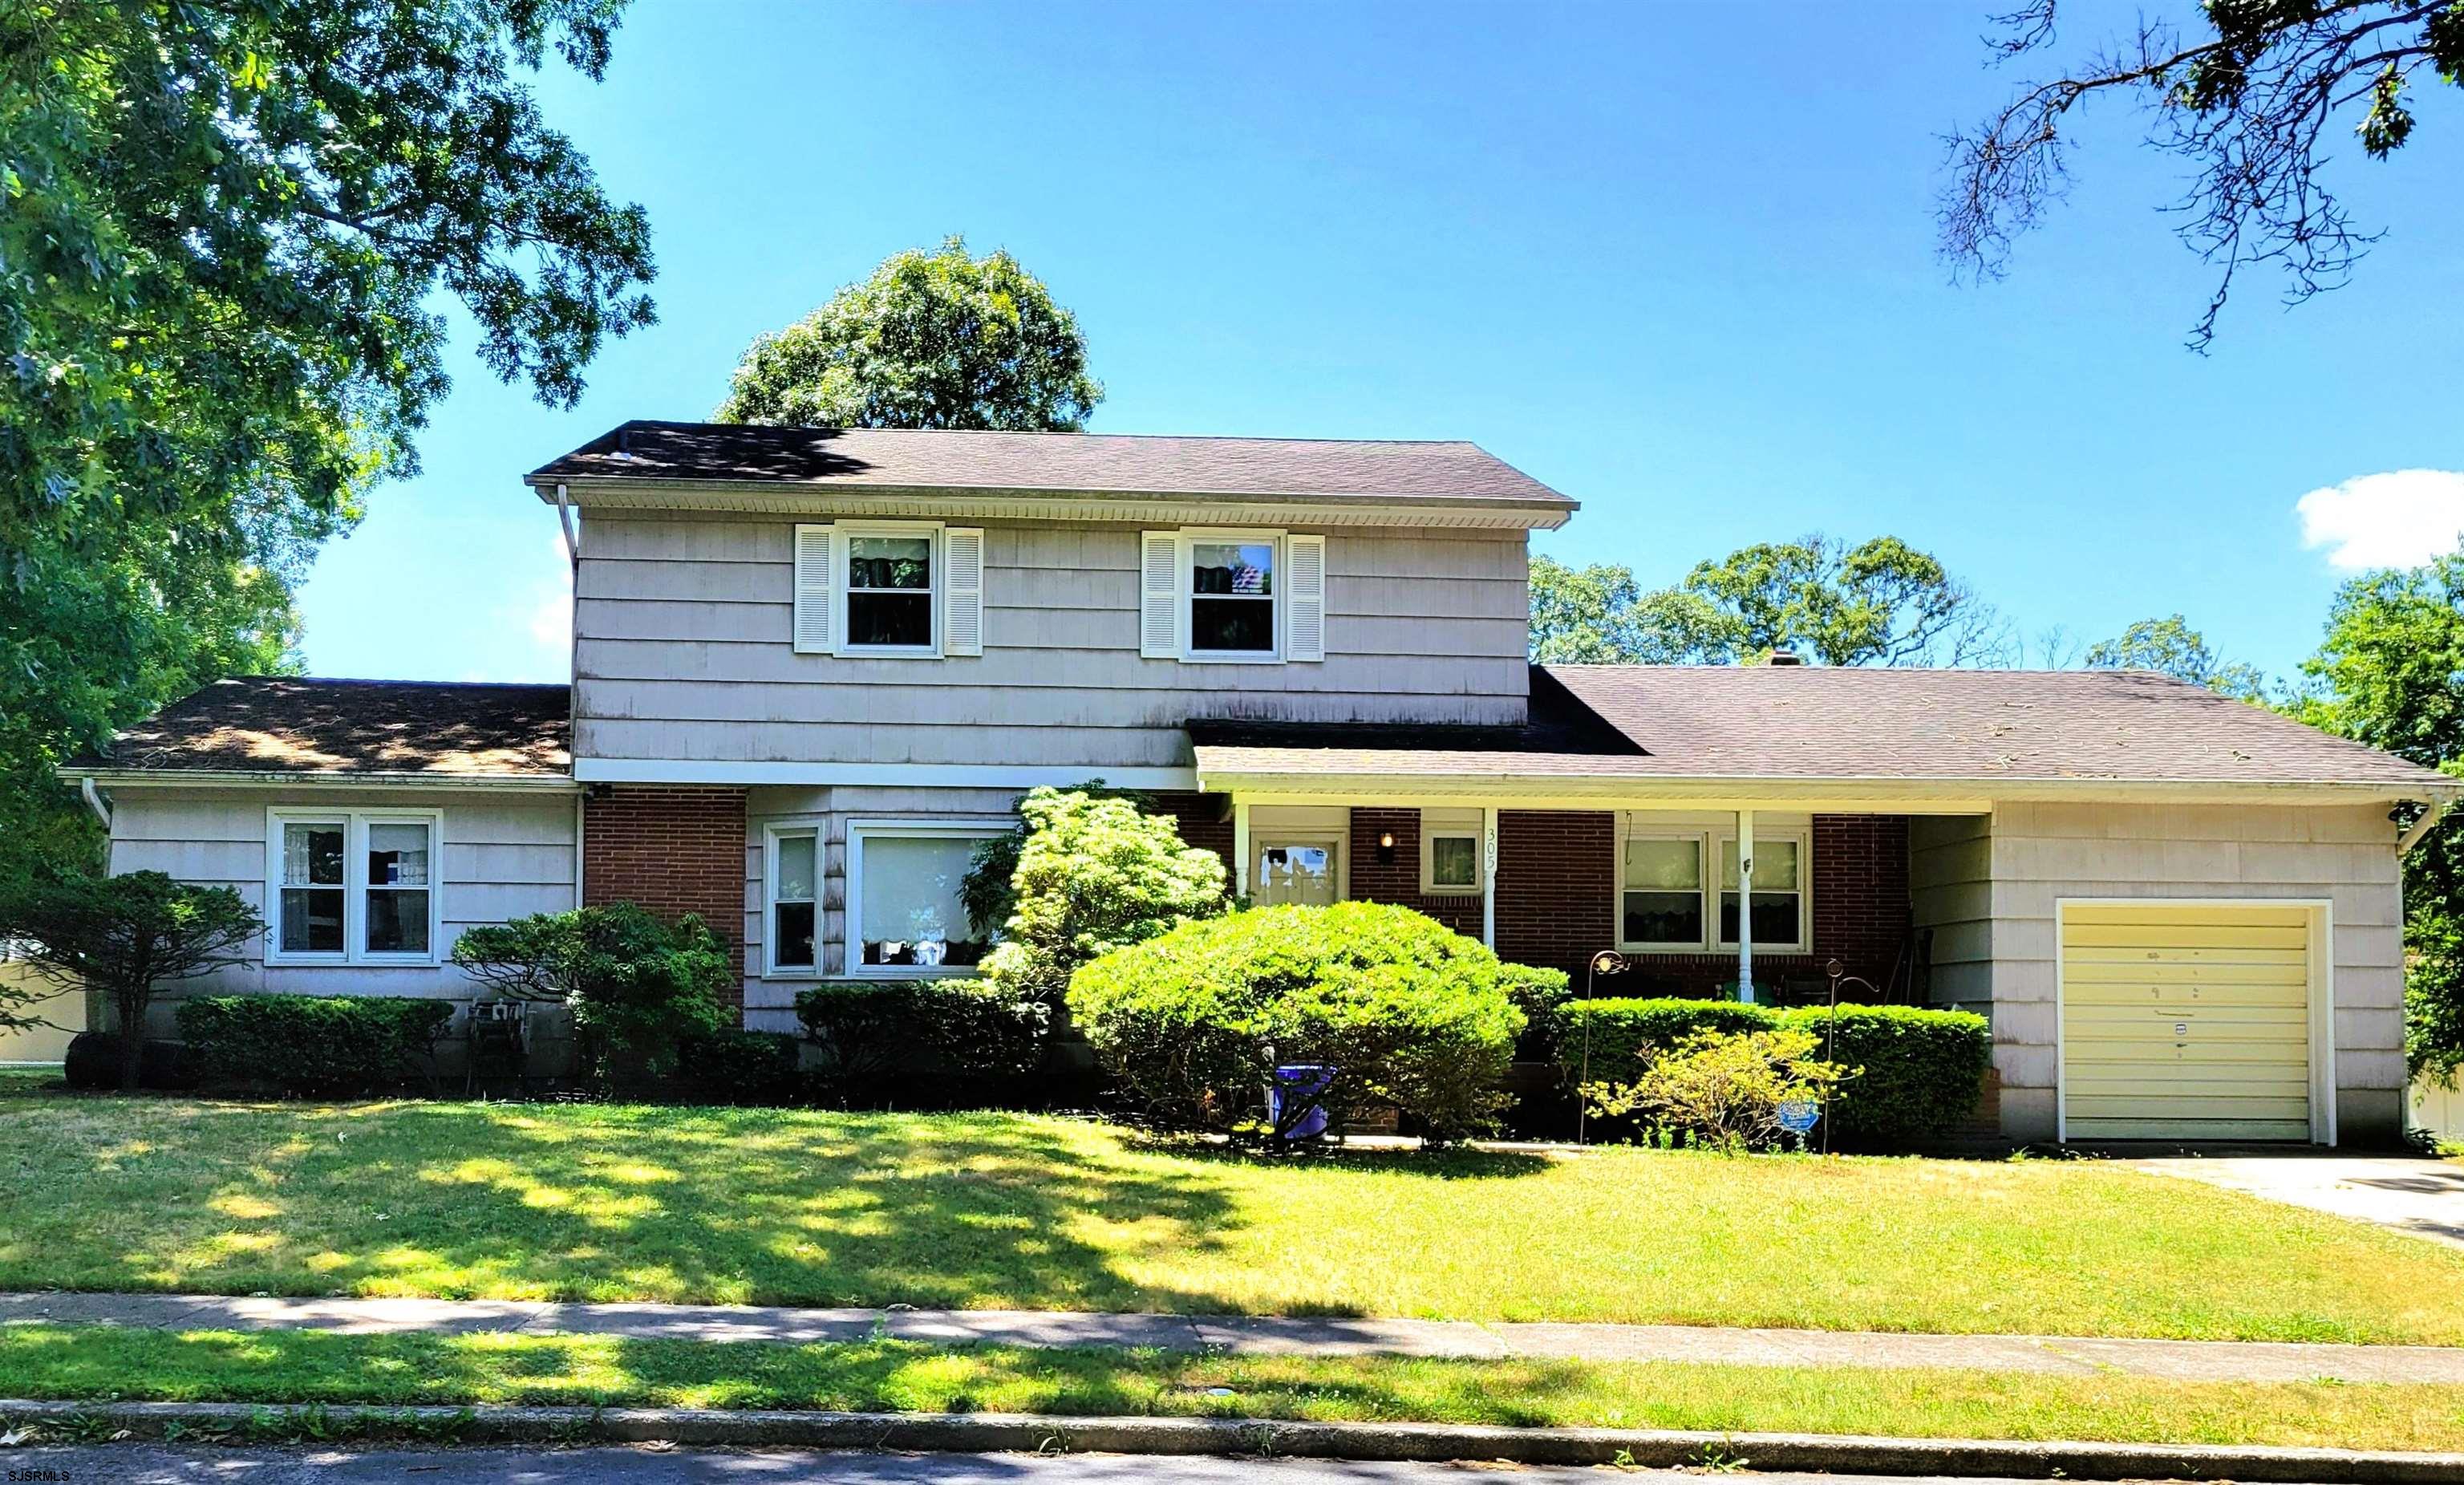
[740,785,1019,1033]
[1908,814,1992,1017]
[574,515,1531,769]
[1980,801,2403,1145]
[105,788,578,1024]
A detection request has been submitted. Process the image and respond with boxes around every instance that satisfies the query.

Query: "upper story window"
[792,522,983,659]
[1617,821,1811,956]
[267,809,440,965]
[1142,529,1325,664]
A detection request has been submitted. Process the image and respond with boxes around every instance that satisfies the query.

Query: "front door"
[1256,839,1340,907]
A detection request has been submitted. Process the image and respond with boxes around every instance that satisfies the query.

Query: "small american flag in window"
[1230,563,1266,593]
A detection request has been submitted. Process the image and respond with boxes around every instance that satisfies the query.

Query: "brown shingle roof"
[527,420,1574,508]
[1194,665,2453,793]
[71,678,570,779]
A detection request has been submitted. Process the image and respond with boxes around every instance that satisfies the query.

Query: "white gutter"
[63,767,580,795]
[79,777,111,830]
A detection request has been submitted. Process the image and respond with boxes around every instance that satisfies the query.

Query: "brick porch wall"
[1485,811,1911,1000]
[1346,808,1485,938]
[582,785,748,1010]
[1145,791,1236,882]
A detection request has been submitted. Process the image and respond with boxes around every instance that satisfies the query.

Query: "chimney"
[1766,649,1805,667]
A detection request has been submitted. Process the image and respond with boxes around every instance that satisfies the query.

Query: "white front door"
[1256,838,1340,907]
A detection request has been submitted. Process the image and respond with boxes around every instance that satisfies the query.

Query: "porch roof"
[1191,664,2458,805]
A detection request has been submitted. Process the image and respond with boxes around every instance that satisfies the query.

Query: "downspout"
[2398,793,2456,857]
[79,777,111,831]
[552,483,581,570]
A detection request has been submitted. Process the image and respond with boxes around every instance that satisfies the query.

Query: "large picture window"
[266,810,441,964]
[1618,823,1811,955]
[847,822,1007,975]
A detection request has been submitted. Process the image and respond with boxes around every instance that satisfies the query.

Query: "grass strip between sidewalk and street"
[7,1324,2464,1454]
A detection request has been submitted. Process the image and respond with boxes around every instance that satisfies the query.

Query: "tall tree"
[2292,546,2464,1081]
[1530,538,2006,667]
[715,237,1103,430]
[1941,0,2464,347]
[2,0,656,883]
[2086,615,2272,700]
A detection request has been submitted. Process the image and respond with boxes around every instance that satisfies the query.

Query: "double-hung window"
[790,522,985,659]
[1140,529,1326,663]
[845,533,935,649]
[1617,822,1810,955]
[767,826,820,975]
[267,810,440,964]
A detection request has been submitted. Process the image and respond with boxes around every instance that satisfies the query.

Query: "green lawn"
[7,1324,2464,1453]
[7,1087,2464,1343]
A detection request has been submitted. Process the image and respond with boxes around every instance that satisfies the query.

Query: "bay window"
[266,809,440,964]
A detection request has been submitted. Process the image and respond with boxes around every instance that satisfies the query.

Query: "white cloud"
[2295,469,2464,570]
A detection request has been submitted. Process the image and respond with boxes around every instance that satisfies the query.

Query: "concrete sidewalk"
[8,1290,2464,1384]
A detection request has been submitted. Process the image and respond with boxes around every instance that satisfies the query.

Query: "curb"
[8,1399,2464,1483]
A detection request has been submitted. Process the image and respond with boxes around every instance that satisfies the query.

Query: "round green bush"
[1068,902,1534,1142]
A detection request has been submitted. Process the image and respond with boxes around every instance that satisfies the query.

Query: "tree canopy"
[2085,615,2271,701]
[1530,536,2006,667]
[1940,0,2463,347]
[2291,546,2464,1081]
[715,237,1102,431]
[1,0,654,884]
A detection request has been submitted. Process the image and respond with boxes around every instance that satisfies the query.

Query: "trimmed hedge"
[1558,997,1991,1146]
[794,980,1049,1106]
[176,995,452,1095]
[1068,902,1536,1142]
[675,1029,807,1106]
[63,1032,198,1092]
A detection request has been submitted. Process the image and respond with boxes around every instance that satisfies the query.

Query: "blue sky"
[296,1,2464,685]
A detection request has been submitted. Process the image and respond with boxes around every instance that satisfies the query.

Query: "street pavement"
[0,1444,2271,1483]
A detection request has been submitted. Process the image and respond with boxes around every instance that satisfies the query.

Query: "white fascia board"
[61,768,580,794]
[573,757,1201,791]
[1194,769,2451,812]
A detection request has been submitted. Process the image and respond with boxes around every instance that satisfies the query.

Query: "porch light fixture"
[1376,830,1396,864]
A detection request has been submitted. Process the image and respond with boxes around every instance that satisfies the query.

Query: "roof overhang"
[527,477,1574,532]
[63,767,580,794]
[1193,759,2462,814]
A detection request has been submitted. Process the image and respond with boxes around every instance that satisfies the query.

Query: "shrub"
[1068,902,1534,1142]
[176,995,453,1096]
[0,871,261,1090]
[1558,997,1992,1146]
[1780,1004,1992,1142]
[675,1028,807,1106]
[1582,1028,1846,1153]
[794,980,1049,1106]
[63,1031,197,1092]
[449,903,734,1081]
[979,788,1228,1006]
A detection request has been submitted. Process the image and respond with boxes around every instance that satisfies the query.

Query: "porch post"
[1232,799,1252,898]
[1735,807,1756,1004]
[1480,805,1498,948]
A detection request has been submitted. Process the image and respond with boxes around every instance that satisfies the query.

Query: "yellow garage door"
[2061,903,2315,1142]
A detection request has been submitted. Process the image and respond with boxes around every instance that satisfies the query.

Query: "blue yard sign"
[1776,1100,1821,1136]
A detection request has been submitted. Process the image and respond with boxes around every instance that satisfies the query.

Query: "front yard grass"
[6,1324,2464,1453]
[7,1087,2464,1343]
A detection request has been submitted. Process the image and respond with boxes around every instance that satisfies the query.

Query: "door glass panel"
[1258,842,1336,907]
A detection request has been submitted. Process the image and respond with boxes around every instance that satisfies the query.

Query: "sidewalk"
[8,1290,2464,1384]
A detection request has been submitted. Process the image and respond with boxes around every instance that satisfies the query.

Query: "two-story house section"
[67,419,2458,1146]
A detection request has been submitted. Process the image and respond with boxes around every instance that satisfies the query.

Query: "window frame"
[844,818,1013,980]
[263,807,444,967]
[838,520,943,659]
[762,822,823,978]
[1418,809,1484,897]
[1614,821,1813,956]
[1177,527,1283,664]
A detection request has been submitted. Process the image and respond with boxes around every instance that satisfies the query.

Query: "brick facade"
[1145,791,1236,880]
[582,785,749,1008]
[1345,807,1485,938]
[1477,809,1911,1002]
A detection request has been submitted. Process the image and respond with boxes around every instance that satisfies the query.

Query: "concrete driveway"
[2131,1154,2464,1248]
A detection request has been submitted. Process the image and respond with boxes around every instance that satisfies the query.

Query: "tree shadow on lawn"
[12,1102,1287,1314]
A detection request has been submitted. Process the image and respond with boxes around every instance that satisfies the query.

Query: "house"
[65,420,2457,1145]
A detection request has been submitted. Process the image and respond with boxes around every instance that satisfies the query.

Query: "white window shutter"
[792,524,835,654]
[943,527,984,656]
[1287,533,1327,662]
[1140,530,1181,659]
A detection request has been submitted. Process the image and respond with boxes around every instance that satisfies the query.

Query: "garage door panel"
[2060,903,2316,1142]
